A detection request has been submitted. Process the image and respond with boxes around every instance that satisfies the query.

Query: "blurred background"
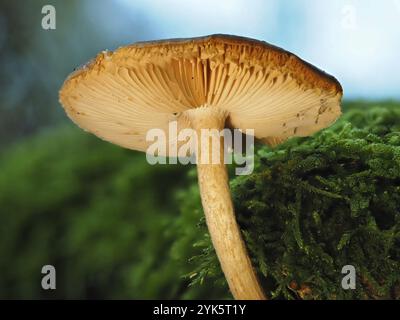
[0,0,399,299]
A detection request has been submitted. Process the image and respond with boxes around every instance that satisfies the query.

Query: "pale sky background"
[113,0,400,99]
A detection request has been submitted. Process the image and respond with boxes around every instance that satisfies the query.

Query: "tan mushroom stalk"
[185,106,266,299]
[59,34,343,300]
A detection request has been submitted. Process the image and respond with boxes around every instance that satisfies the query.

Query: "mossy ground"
[0,101,399,299]
[185,101,400,299]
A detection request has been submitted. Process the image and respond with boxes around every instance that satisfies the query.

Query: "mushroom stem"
[185,106,266,300]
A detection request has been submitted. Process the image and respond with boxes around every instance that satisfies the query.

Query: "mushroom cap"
[59,34,342,154]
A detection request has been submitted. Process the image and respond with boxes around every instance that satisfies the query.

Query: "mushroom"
[59,34,342,300]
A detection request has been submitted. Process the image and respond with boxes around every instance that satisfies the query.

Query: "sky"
[116,0,400,99]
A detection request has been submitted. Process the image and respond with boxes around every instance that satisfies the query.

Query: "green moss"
[1,101,399,299]
[185,102,400,299]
